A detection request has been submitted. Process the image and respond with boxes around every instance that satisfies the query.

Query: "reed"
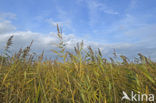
[0,26,155,103]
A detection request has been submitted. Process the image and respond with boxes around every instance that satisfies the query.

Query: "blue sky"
[0,0,156,60]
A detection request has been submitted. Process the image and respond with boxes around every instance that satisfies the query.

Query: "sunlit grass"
[0,25,155,103]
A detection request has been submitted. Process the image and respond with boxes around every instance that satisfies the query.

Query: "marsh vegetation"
[0,25,155,103]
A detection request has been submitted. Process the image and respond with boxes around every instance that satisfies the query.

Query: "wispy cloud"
[1,15,156,61]
[47,19,64,27]
[102,9,119,15]
[84,0,119,26]
[129,0,138,9]
[0,12,16,20]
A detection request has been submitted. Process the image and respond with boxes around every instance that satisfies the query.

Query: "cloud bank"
[0,12,156,61]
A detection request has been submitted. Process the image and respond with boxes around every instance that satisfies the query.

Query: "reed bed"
[0,25,155,103]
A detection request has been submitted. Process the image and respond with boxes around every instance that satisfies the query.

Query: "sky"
[0,0,156,60]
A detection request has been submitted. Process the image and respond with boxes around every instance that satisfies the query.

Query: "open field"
[0,27,156,103]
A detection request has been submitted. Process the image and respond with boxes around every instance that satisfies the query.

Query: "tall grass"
[0,25,155,103]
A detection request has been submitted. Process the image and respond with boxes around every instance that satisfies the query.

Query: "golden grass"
[0,25,155,103]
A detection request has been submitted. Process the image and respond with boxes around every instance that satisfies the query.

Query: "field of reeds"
[0,26,156,103]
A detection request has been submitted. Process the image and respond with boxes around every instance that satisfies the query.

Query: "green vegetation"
[0,25,156,103]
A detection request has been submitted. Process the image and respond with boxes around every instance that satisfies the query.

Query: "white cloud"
[0,12,156,61]
[0,12,16,34]
[0,20,16,34]
[0,28,156,61]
